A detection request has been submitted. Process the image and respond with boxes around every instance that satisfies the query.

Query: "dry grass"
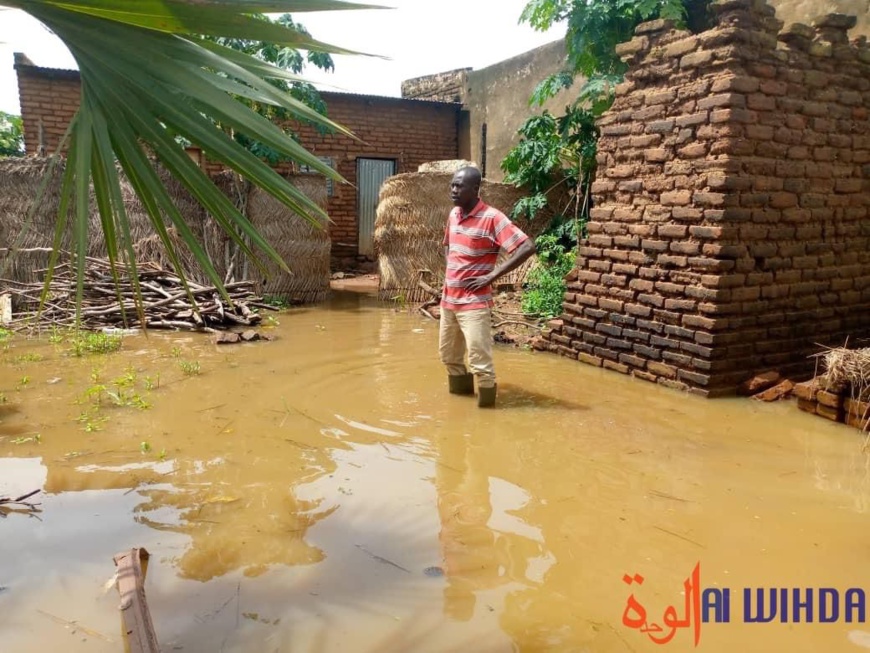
[374,172,546,303]
[822,347,870,393]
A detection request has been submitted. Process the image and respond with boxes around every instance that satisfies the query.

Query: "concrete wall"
[540,2,870,396]
[772,0,870,36]
[403,40,577,181]
[13,56,460,265]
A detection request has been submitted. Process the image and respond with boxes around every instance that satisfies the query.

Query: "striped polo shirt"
[441,199,529,311]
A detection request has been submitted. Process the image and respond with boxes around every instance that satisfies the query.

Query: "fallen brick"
[753,380,795,402]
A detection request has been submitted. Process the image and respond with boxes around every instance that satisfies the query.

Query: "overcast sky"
[0,1,566,114]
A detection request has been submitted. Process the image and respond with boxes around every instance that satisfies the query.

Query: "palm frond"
[2,0,383,320]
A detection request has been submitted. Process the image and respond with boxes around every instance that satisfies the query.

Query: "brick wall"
[542,0,870,396]
[14,54,79,156]
[13,57,460,264]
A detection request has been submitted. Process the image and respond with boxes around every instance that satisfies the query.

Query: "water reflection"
[435,429,554,623]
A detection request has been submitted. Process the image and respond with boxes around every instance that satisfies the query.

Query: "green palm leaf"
[2,0,383,323]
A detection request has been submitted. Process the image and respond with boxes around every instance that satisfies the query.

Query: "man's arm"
[466,238,536,292]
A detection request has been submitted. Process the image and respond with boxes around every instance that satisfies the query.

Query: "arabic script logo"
[621,562,869,646]
[622,563,702,647]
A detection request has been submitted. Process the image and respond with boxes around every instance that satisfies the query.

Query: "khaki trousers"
[439,307,496,388]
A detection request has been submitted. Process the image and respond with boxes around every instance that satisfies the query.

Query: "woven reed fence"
[374,171,546,303]
[0,157,330,305]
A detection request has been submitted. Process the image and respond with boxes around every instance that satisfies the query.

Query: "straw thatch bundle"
[0,157,205,285]
[821,347,870,397]
[239,178,330,303]
[374,171,545,303]
[417,160,478,173]
[0,157,69,284]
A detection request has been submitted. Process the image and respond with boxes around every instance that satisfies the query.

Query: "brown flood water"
[1,287,870,653]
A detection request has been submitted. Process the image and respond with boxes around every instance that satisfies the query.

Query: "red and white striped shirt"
[440,200,529,311]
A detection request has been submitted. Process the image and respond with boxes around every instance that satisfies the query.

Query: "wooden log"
[113,548,160,653]
[417,280,441,299]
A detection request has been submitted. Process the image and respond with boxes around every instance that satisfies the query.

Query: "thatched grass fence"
[0,157,330,307]
[374,171,547,304]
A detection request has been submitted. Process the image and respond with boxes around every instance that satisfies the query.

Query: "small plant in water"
[68,332,123,357]
[262,295,291,309]
[179,360,201,376]
[140,441,152,454]
[78,410,108,432]
[390,291,408,310]
[16,376,29,390]
[11,352,43,364]
[48,327,67,344]
[0,328,12,343]
[11,433,41,445]
[170,346,183,358]
[143,374,160,391]
[0,392,7,404]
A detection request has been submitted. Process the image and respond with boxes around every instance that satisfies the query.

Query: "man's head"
[450,166,482,212]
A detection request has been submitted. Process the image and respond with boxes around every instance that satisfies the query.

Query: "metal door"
[357,158,396,257]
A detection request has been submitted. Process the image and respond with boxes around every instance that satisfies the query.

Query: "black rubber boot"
[478,384,497,408]
[448,373,474,395]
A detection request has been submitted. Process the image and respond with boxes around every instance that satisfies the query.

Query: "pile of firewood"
[2,257,275,332]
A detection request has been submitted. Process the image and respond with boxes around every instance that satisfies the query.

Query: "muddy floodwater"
[1,287,870,653]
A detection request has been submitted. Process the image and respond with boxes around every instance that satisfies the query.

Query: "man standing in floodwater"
[440,166,536,408]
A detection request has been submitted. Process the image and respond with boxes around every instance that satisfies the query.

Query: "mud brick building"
[542,0,870,396]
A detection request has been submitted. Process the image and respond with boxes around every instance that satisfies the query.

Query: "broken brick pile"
[793,377,870,430]
[540,0,870,397]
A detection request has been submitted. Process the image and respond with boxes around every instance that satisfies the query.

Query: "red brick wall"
[287,93,459,262]
[542,2,870,396]
[13,58,460,264]
[14,54,80,156]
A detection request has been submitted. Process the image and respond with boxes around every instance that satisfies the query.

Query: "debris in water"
[38,609,114,643]
[355,544,410,573]
[0,489,42,517]
[423,566,444,578]
[113,548,159,653]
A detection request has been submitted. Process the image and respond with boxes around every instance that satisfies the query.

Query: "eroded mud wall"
[542,0,870,396]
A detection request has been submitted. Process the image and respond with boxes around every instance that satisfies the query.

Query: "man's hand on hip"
[465,274,495,292]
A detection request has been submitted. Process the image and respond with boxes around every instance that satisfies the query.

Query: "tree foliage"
[0,112,24,157]
[203,13,336,166]
[504,0,715,238]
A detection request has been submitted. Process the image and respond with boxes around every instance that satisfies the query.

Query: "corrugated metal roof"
[13,58,462,106]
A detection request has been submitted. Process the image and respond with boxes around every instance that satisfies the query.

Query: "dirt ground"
[330,273,542,349]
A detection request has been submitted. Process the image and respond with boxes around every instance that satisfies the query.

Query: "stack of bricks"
[542,0,870,397]
[794,378,869,431]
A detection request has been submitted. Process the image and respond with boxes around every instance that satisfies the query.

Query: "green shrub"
[68,332,123,357]
[521,234,576,319]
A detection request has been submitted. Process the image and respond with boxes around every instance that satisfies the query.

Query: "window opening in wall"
[298,156,335,197]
